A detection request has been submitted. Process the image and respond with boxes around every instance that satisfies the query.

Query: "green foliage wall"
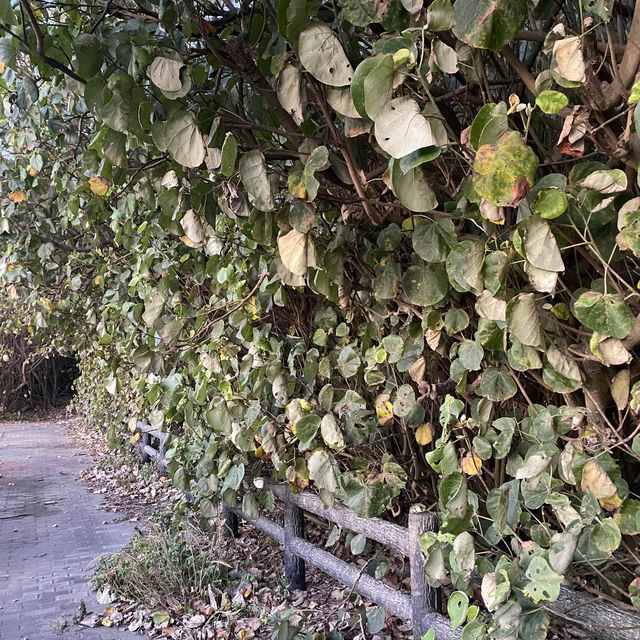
[1,0,640,636]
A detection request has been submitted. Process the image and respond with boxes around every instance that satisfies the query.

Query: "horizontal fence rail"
[223,483,451,640]
[131,425,640,640]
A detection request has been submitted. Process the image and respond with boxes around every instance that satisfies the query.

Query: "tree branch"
[18,0,86,84]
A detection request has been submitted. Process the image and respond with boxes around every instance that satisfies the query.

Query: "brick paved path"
[0,421,138,639]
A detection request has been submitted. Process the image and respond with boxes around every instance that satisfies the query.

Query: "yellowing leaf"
[376,400,394,426]
[254,445,270,460]
[581,458,617,499]
[89,176,110,196]
[473,132,539,207]
[28,166,38,176]
[277,229,316,276]
[130,432,141,444]
[461,453,482,475]
[180,209,206,247]
[8,190,27,202]
[416,422,434,445]
[599,492,623,512]
[553,36,585,83]
[0,61,5,74]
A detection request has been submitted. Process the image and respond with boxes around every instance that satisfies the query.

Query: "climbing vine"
[2,0,640,637]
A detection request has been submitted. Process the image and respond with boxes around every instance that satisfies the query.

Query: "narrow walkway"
[0,421,138,639]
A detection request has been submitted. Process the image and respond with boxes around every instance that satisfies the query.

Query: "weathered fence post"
[140,432,151,463]
[157,435,167,475]
[408,511,440,640]
[221,503,239,539]
[284,492,306,590]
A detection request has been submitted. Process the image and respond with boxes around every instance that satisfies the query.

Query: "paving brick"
[0,421,139,639]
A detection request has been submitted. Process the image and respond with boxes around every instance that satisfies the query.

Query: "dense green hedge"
[2,0,640,637]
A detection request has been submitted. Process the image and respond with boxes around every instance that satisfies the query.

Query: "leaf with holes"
[524,557,563,602]
[298,22,353,86]
[448,591,469,631]
[277,64,305,124]
[374,97,436,158]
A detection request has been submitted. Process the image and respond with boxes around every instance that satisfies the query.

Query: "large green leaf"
[363,54,394,120]
[453,0,527,51]
[153,110,206,168]
[412,217,456,262]
[351,56,384,118]
[239,150,275,211]
[519,214,564,272]
[0,0,16,25]
[542,345,582,392]
[476,367,517,402]
[573,291,636,339]
[506,293,544,348]
[403,263,449,306]
[446,240,484,294]
[341,0,381,26]
[389,159,438,212]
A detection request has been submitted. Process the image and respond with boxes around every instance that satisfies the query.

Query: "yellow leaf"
[94,274,101,285]
[376,400,394,426]
[415,422,434,445]
[130,432,141,444]
[180,235,198,247]
[28,166,38,176]
[247,295,259,319]
[599,492,623,512]
[581,458,617,499]
[461,453,482,475]
[8,190,27,203]
[89,176,110,196]
[40,298,54,313]
[507,93,520,114]
[101,618,113,627]
[0,61,5,74]
[254,445,270,460]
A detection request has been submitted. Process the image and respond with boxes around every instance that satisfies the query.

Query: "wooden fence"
[223,483,453,640]
[134,419,168,475]
[132,422,640,640]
